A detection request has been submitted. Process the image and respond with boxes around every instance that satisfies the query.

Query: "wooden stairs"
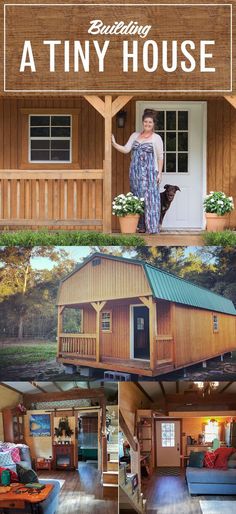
[119,463,147,513]
[103,406,119,500]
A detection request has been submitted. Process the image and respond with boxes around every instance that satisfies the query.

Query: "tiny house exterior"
[57,253,236,377]
[0,1,235,236]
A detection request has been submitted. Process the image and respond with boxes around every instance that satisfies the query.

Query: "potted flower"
[203,191,234,231]
[112,192,145,233]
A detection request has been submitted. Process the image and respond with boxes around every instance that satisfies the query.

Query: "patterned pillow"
[16,464,38,484]
[0,451,14,467]
[10,447,21,463]
[214,448,235,470]
[204,451,216,468]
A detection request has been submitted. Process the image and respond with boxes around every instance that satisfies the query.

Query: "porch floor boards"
[139,231,204,246]
[58,355,174,377]
[38,463,117,514]
[142,468,236,514]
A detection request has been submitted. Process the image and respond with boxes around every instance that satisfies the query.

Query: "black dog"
[160,184,181,226]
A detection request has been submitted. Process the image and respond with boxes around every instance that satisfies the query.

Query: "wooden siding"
[156,300,171,335]
[0,97,235,229]
[58,259,151,306]
[174,305,236,368]
[101,303,130,360]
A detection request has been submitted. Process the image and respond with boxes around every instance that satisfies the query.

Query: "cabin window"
[29,115,72,163]
[212,314,219,333]
[62,307,83,333]
[155,110,189,173]
[204,420,219,443]
[161,422,175,447]
[101,311,112,332]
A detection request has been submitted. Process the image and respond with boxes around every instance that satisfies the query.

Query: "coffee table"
[0,483,53,514]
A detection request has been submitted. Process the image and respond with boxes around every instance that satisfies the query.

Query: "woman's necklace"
[140,131,153,139]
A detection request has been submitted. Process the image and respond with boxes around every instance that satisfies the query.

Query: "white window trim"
[101,310,112,333]
[28,114,72,164]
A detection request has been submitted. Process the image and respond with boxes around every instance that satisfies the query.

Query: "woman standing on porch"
[112,109,163,233]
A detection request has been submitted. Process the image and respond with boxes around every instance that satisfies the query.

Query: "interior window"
[29,115,71,163]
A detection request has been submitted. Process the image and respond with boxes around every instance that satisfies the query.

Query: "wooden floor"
[142,231,204,246]
[141,469,236,514]
[38,462,118,514]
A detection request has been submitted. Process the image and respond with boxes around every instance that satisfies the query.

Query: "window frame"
[20,108,79,170]
[212,313,219,333]
[101,310,112,333]
[28,114,72,164]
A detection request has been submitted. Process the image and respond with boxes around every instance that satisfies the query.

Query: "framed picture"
[29,414,51,437]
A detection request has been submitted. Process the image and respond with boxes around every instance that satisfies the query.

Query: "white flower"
[210,199,215,202]
[217,200,224,205]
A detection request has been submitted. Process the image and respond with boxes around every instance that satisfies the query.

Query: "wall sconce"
[116,110,127,128]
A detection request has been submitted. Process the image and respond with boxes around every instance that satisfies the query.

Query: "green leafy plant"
[112,192,145,217]
[203,230,236,246]
[0,230,145,247]
[203,192,234,216]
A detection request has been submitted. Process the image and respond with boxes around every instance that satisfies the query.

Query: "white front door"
[155,420,181,467]
[136,101,206,230]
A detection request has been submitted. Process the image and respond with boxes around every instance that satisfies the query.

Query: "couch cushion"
[214,448,235,470]
[204,451,217,469]
[186,467,236,484]
[0,450,15,467]
[10,447,21,463]
[189,451,205,468]
[16,463,39,484]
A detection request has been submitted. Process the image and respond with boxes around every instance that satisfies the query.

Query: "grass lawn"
[0,342,57,367]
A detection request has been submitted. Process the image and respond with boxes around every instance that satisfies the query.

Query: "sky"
[30,246,210,270]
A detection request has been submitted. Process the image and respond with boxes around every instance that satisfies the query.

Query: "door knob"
[177,444,180,451]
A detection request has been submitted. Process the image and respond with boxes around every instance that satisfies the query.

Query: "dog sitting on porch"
[160,184,181,226]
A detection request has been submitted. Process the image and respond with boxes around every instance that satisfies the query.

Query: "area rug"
[200,500,236,514]
[156,467,181,476]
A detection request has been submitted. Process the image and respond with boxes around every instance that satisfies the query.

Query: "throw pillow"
[16,464,39,484]
[10,447,21,463]
[189,451,205,468]
[204,451,217,469]
[214,448,234,470]
[228,460,236,469]
[0,450,14,467]
[0,466,18,483]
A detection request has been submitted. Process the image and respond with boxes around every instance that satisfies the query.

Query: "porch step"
[108,460,119,471]
[103,483,118,500]
[103,471,118,484]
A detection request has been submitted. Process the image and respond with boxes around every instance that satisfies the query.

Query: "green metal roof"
[143,263,236,316]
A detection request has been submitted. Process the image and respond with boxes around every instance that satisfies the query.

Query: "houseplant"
[203,192,234,232]
[112,192,145,233]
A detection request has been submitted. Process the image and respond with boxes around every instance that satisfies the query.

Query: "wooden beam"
[57,306,64,357]
[84,96,105,118]
[0,170,104,180]
[52,382,64,392]
[119,411,137,452]
[224,95,236,109]
[23,388,105,408]
[135,383,154,403]
[219,382,234,393]
[103,95,113,233]
[111,95,133,117]
[150,298,157,371]
[159,382,166,398]
[139,296,152,308]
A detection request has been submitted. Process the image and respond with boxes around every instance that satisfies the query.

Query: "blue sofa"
[186,467,236,495]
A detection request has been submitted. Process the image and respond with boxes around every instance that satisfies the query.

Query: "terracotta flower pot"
[119,214,140,234]
[205,213,229,232]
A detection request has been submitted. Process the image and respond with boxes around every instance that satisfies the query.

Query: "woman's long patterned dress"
[129,140,160,234]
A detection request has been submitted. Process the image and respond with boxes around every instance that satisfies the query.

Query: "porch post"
[101,400,107,472]
[57,306,64,356]
[103,95,113,233]
[139,296,157,371]
[91,301,106,363]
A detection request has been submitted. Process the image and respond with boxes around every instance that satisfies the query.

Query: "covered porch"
[57,296,175,376]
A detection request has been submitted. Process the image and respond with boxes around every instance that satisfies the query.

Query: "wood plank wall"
[0,97,235,229]
[174,305,236,368]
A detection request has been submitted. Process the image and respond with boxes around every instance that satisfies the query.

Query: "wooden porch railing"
[59,333,96,359]
[157,335,174,363]
[0,169,103,229]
